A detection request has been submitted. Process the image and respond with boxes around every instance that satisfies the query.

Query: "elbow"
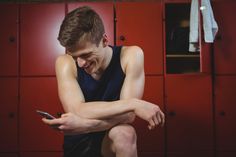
[61,102,84,116]
[126,112,136,123]
[74,105,85,117]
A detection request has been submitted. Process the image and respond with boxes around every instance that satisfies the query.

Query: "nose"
[76,57,86,68]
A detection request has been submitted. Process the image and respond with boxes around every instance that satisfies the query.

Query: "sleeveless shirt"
[76,45,125,102]
[63,46,125,157]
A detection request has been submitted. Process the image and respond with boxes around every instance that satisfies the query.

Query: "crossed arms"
[43,46,165,134]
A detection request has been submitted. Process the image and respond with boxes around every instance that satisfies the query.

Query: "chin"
[85,66,95,75]
[84,68,92,74]
[89,64,98,74]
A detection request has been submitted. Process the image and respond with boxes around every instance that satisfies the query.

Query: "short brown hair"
[58,6,105,53]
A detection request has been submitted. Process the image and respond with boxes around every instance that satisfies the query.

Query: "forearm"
[73,99,136,119]
[86,112,135,133]
[43,111,135,135]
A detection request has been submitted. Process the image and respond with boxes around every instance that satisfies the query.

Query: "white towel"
[189,0,218,52]
[202,0,218,42]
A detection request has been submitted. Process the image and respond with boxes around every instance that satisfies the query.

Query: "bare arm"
[43,46,164,134]
[56,53,135,119]
[42,111,133,135]
[56,46,164,127]
[119,46,164,129]
[43,47,143,134]
[43,53,134,134]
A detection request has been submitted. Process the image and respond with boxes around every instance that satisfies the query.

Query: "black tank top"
[63,46,125,157]
[76,45,125,102]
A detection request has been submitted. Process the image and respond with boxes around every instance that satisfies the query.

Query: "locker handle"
[8,112,15,119]
[9,36,15,43]
[119,35,126,41]
[168,111,176,117]
[219,111,226,116]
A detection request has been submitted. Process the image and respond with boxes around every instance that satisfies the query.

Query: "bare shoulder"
[121,45,144,58]
[55,54,77,77]
[121,46,144,73]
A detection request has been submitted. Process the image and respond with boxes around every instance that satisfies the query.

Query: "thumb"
[42,118,62,125]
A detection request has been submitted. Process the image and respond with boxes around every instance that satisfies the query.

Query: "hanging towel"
[202,0,218,42]
[189,0,218,52]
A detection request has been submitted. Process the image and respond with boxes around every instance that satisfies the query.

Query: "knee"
[108,124,137,151]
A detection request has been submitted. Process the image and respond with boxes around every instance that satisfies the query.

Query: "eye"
[80,52,92,59]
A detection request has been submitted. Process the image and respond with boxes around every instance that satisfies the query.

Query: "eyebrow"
[79,52,92,58]
[70,51,92,59]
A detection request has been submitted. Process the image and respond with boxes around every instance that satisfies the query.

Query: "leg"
[101,124,138,157]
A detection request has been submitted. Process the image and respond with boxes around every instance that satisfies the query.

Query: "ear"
[102,34,109,47]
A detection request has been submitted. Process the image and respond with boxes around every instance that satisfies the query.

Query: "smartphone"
[36,110,56,119]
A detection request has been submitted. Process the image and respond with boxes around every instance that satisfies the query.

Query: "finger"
[42,118,51,124]
[149,119,155,127]
[156,112,162,125]
[57,125,65,133]
[61,113,68,118]
[157,111,164,127]
[42,117,63,125]
[160,111,165,127]
[148,119,156,129]
[148,123,155,130]
[154,113,160,126]
[51,124,61,130]
[58,125,65,130]
[59,125,71,134]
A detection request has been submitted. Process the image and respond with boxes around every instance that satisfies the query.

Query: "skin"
[43,34,165,157]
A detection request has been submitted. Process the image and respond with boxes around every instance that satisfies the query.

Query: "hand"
[133,99,165,130]
[42,112,100,135]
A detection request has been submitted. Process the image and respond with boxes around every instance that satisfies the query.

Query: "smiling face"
[58,6,110,76]
[67,40,106,75]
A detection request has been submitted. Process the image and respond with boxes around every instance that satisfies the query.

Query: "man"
[43,6,165,157]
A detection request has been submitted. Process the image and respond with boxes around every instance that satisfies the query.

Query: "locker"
[0,154,18,157]
[19,77,63,151]
[165,75,213,152]
[20,3,65,76]
[164,0,212,74]
[134,76,164,152]
[216,152,236,157]
[215,76,236,151]
[164,0,191,2]
[68,2,114,46]
[20,152,62,157]
[167,151,213,157]
[213,1,236,74]
[116,2,163,75]
[0,78,18,152]
[138,152,164,157]
[0,4,18,76]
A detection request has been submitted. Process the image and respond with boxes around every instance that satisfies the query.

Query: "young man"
[43,6,165,157]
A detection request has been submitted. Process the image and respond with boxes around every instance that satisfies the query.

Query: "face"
[67,41,106,75]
